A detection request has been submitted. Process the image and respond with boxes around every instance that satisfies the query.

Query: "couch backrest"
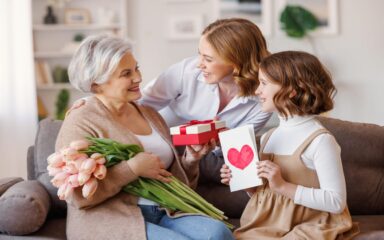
[30,118,66,217]
[316,116,384,215]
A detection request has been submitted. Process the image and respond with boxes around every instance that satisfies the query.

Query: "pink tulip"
[63,163,78,174]
[51,172,70,188]
[68,174,80,188]
[47,153,65,168]
[80,158,97,174]
[90,153,103,160]
[78,171,91,186]
[82,178,98,199]
[73,158,85,171]
[47,165,62,176]
[64,185,74,199]
[70,139,90,151]
[57,183,68,200]
[74,153,88,161]
[90,153,106,165]
[65,153,88,162]
[93,164,107,180]
[95,157,106,165]
[61,147,78,157]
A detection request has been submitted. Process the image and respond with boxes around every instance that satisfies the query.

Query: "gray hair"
[68,35,133,92]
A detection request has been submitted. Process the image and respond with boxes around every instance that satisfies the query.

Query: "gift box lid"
[170,120,226,135]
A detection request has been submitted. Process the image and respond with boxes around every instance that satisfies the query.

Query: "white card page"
[219,125,262,192]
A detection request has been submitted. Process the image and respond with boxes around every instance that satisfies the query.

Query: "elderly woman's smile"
[95,52,142,103]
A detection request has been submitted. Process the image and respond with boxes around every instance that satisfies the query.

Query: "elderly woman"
[56,35,234,240]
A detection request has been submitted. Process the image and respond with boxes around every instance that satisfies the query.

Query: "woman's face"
[97,52,142,103]
[255,69,282,113]
[197,35,234,84]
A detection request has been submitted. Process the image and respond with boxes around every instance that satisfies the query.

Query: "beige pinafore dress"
[234,128,359,240]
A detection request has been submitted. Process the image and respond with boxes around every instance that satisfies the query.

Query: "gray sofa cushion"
[0,181,50,235]
[0,177,23,196]
[33,118,66,216]
[316,117,384,215]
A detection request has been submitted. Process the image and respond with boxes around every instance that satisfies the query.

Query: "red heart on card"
[227,145,254,170]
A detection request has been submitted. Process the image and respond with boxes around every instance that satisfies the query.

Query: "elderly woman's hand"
[185,139,216,163]
[127,152,172,183]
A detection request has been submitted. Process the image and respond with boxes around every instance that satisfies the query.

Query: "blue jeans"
[138,205,234,240]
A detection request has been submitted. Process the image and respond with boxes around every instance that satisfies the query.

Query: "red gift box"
[170,120,226,146]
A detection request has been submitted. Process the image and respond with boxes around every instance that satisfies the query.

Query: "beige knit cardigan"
[55,97,200,240]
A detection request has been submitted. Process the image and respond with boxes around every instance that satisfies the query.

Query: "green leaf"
[55,89,70,120]
[280,5,319,38]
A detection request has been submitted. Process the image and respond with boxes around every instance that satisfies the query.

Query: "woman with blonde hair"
[142,18,271,132]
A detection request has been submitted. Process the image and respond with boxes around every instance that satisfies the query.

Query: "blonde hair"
[202,18,269,96]
[68,35,133,93]
[260,51,336,118]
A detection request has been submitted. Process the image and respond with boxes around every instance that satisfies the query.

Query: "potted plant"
[279,5,320,52]
[55,89,70,120]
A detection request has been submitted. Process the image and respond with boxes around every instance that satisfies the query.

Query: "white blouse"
[140,56,271,133]
[135,124,173,206]
[261,115,347,214]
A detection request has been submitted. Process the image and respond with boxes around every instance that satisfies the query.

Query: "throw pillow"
[0,180,50,235]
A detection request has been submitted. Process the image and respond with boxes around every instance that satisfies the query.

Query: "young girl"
[220,51,359,239]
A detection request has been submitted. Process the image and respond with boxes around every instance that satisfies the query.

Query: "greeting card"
[219,125,262,192]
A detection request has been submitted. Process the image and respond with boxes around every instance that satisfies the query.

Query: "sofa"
[0,117,383,239]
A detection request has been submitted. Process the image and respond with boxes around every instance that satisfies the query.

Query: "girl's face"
[97,52,142,103]
[197,35,234,84]
[255,69,282,113]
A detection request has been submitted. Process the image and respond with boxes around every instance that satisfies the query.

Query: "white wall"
[131,0,384,125]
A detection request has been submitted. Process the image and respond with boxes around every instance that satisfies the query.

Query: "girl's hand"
[220,164,232,185]
[128,152,172,183]
[257,160,297,199]
[257,160,286,192]
[185,139,216,162]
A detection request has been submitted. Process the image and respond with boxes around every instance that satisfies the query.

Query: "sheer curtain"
[0,0,37,178]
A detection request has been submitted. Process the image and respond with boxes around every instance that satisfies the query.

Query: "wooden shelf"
[33,24,121,31]
[32,0,128,119]
[220,1,261,13]
[34,51,73,58]
[37,83,73,90]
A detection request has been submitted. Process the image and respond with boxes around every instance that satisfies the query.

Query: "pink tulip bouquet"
[47,137,233,228]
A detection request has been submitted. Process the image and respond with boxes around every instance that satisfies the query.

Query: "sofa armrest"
[0,180,51,235]
[0,177,23,196]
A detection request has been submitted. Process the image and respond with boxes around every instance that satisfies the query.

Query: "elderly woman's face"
[98,52,142,103]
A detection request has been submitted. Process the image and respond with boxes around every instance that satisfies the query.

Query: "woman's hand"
[220,164,232,185]
[127,152,172,183]
[185,139,216,162]
[257,160,297,199]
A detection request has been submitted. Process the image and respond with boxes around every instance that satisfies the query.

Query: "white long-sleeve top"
[140,56,271,133]
[261,115,347,214]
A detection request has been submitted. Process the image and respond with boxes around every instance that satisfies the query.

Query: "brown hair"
[202,18,269,96]
[259,51,336,118]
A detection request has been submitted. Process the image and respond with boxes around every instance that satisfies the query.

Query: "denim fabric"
[138,205,234,240]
